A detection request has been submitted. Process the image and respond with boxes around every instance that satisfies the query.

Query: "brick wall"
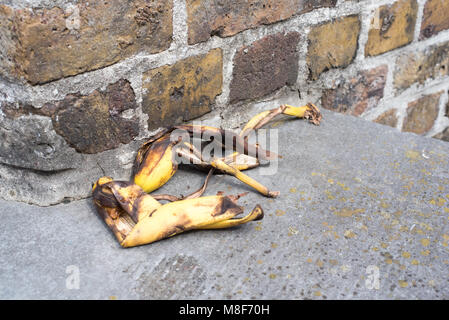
[1,0,449,205]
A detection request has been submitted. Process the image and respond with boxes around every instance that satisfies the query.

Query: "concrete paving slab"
[1,109,448,299]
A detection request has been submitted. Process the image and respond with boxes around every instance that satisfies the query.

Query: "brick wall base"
[1,0,449,205]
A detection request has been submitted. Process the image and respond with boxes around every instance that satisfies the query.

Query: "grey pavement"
[1,109,448,299]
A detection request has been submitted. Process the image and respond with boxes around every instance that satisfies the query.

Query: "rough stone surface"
[142,49,223,130]
[0,79,142,205]
[402,92,442,134]
[0,139,141,206]
[420,0,449,40]
[1,109,449,299]
[307,15,360,80]
[394,41,449,92]
[374,109,399,128]
[0,113,83,172]
[2,79,140,154]
[434,127,449,142]
[0,1,77,8]
[321,65,388,116]
[365,0,418,57]
[229,32,300,104]
[0,0,173,84]
[186,0,337,44]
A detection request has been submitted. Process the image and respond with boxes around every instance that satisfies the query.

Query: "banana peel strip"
[132,128,277,196]
[93,177,263,248]
[241,103,322,137]
[131,104,321,195]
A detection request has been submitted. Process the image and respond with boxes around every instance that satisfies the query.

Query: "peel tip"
[268,191,280,198]
[253,204,264,221]
[92,176,114,191]
[305,103,322,125]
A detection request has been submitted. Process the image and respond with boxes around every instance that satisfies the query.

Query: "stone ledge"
[1,109,448,299]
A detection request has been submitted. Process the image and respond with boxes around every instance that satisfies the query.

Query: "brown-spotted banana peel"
[92,104,321,247]
[130,104,321,197]
[132,130,179,194]
[131,126,277,197]
[92,177,263,247]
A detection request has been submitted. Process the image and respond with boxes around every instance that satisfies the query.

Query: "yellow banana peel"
[92,177,263,247]
[92,104,322,247]
[241,103,321,137]
[132,132,179,193]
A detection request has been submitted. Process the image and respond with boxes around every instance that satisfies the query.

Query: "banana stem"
[210,158,279,198]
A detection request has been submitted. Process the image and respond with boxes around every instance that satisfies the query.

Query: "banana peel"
[174,124,279,161]
[131,104,320,197]
[92,177,263,247]
[241,103,321,138]
[131,126,277,196]
[132,131,180,193]
[92,104,321,247]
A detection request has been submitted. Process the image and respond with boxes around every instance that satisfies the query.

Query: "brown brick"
[48,80,140,154]
[420,0,449,39]
[365,0,418,57]
[229,32,300,104]
[321,65,388,116]
[186,0,337,44]
[394,41,449,91]
[0,1,173,85]
[402,92,442,134]
[307,15,360,80]
[2,79,140,154]
[374,109,398,128]
[142,49,223,130]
